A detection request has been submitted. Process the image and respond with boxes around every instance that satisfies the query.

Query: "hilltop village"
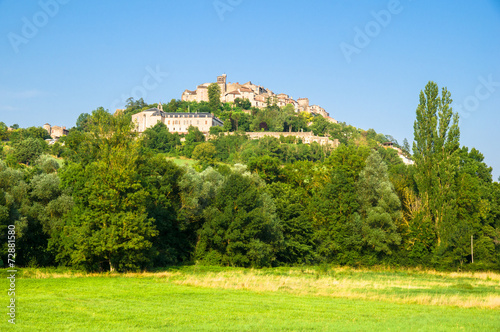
[182,74,338,124]
[130,74,341,147]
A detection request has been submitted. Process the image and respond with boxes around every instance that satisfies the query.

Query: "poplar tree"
[412,81,460,251]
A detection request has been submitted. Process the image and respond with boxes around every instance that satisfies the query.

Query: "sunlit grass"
[165,156,196,167]
[15,265,500,309]
[1,269,499,331]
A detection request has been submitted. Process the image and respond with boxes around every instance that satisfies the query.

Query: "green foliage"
[355,151,402,256]
[13,137,47,165]
[58,109,158,271]
[141,122,181,153]
[35,154,60,174]
[192,142,217,167]
[138,156,186,265]
[412,81,461,261]
[267,182,315,264]
[0,122,9,141]
[2,82,499,272]
[8,126,51,142]
[194,166,283,267]
[208,83,221,111]
[123,97,148,116]
[0,159,72,267]
[234,97,251,109]
[248,155,282,183]
[75,113,91,131]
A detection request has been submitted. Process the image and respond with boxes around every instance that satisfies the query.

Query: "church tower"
[217,74,227,94]
[158,101,163,111]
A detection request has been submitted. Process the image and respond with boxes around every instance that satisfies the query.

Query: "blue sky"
[1,0,499,179]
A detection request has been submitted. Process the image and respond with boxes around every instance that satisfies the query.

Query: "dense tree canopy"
[1,82,499,272]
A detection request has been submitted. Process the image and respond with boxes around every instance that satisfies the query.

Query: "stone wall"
[212,131,339,147]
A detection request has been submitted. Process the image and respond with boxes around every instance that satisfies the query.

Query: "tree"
[355,151,402,256]
[248,155,281,183]
[13,138,47,165]
[142,122,180,153]
[185,125,205,144]
[412,81,460,253]
[192,142,217,166]
[138,156,186,265]
[9,127,51,142]
[234,98,251,109]
[0,122,8,141]
[208,83,221,111]
[267,182,315,264]
[402,138,411,155]
[58,109,158,272]
[76,113,91,131]
[195,168,283,267]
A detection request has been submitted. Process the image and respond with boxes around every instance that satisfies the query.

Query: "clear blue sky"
[1,0,499,179]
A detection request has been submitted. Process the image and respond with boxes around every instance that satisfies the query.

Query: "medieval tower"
[217,74,227,94]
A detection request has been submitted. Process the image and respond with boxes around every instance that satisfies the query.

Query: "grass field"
[166,156,197,167]
[1,266,499,331]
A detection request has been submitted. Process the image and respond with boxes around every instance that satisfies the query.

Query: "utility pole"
[471,235,474,264]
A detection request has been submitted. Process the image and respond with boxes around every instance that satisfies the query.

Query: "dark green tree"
[355,151,402,256]
[13,137,47,165]
[141,122,180,153]
[195,168,283,267]
[208,83,221,111]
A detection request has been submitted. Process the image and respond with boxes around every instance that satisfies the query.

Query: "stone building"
[43,123,68,139]
[131,103,223,134]
[181,74,338,123]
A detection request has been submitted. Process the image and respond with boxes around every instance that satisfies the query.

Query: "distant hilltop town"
[182,74,338,124]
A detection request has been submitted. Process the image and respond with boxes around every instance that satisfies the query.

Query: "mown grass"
[1,266,499,331]
[166,156,197,167]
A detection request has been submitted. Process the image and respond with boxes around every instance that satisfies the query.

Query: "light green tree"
[59,109,158,272]
[412,81,460,249]
[192,142,217,165]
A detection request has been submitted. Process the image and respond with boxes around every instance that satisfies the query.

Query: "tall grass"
[15,266,500,309]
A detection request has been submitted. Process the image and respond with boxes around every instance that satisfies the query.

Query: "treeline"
[0,81,499,271]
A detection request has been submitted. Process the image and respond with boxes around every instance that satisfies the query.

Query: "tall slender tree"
[412,81,460,251]
[208,83,221,111]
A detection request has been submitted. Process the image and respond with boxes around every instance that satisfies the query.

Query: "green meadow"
[1,266,499,331]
